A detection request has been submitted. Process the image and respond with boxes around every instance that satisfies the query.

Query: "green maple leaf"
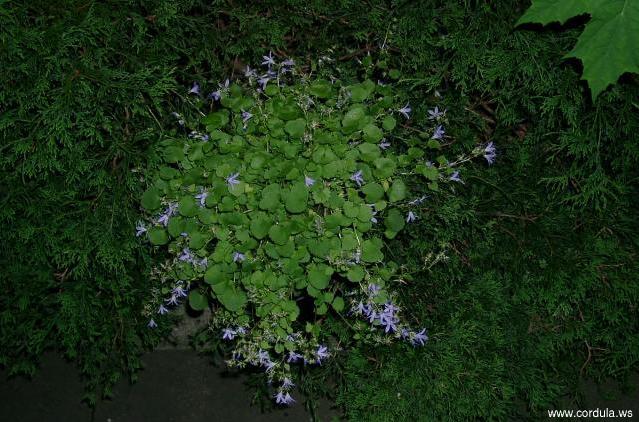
[517,0,639,100]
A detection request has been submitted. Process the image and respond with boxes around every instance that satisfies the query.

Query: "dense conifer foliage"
[1,0,637,417]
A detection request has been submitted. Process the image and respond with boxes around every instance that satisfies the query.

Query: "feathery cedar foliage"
[1,0,638,418]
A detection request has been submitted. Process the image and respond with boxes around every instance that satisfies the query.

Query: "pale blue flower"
[398,103,411,119]
[379,313,398,333]
[432,125,445,140]
[305,175,315,187]
[147,319,158,328]
[257,349,271,364]
[262,51,276,67]
[135,221,147,237]
[408,196,428,206]
[353,301,367,315]
[264,360,276,372]
[379,139,391,150]
[287,351,302,363]
[195,191,208,207]
[157,304,169,315]
[157,202,178,227]
[350,170,364,187]
[165,294,179,306]
[226,172,240,187]
[449,171,462,183]
[427,106,445,120]
[484,141,497,165]
[233,252,245,263]
[244,65,256,78]
[241,110,253,123]
[222,328,236,340]
[188,82,200,95]
[179,248,194,263]
[384,302,400,314]
[275,391,295,405]
[257,75,270,90]
[367,309,377,323]
[368,283,381,296]
[316,345,329,363]
[282,377,295,389]
[406,211,417,223]
[208,90,221,101]
[172,285,188,298]
[412,328,429,346]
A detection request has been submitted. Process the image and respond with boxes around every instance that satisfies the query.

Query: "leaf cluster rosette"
[137,55,483,403]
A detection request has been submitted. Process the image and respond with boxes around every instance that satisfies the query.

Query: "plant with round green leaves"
[137,53,494,405]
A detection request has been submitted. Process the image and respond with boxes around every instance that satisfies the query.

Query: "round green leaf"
[148,228,169,245]
[284,118,306,138]
[269,224,290,245]
[141,188,161,211]
[308,264,333,290]
[388,179,407,202]
[285,183,308,214]
[188,291,208,311]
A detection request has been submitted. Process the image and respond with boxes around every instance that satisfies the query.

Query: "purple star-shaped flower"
[353,301,366,315]
[316,345,329,364]
[484,141,497,165]
[412,328,429,346]
[287,351,302,363]
[188,82,200,95]
[222,328,236,340]
[135,221,147,237]
[406,211,417,223]
[275,391,295,405]
[241,110,253,123]
[257,349,271,365]
[264,360,276,372]
[282,58,295,67]
[172,285,188,298]
[449,171,462,183]
[350,170,364,187]
[427,106,445,120]
[257,75,270,90]
[147,319,158,328]
[262,51,276,67]
[379,139,391,150]
[179,248,194,263]
[368,284,381,296]
[384,302,400,314]
[398,103,411,119]
[305,175,315,187]
[432,125,445,140]
[244,65,256,78]
[157,304,169,315]
[195,191,208,207]
[226,172,240,187]
[233,252,245,263]
[165,294,179,306]
[379,314,398,333]
[282,377,295,389]
[367,309,378,323]
[208,90,221,101]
